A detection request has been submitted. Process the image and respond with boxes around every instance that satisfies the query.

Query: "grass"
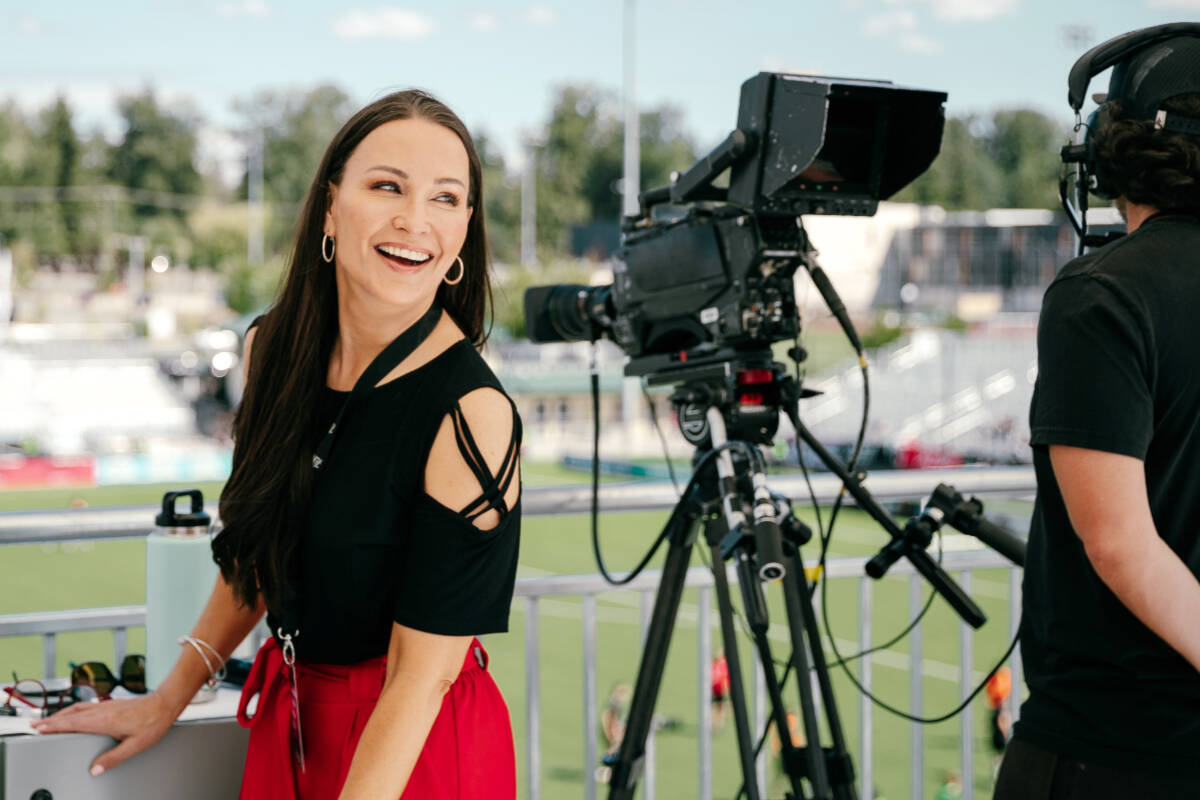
[0,470,1021,799]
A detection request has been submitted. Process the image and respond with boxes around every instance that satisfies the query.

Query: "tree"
[988,109,1066,209]
[39,98,82,253]
[475,130,521,264]
[580,105,696,221]
[637,107,697,201]
[0,103,35,253]
[892,109,1066,210]
[236,84,356,205]
[535,85,606,252]
[0,100,77,261]
[108,90,202,218]
[893,116,1006,210]
[0,102,21,186]
[535,85,698,253]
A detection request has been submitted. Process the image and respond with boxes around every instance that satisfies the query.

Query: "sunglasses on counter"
[1,655,146,718]
[71,654,146,698]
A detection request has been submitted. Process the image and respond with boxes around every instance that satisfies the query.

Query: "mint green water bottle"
[146,489,217,695]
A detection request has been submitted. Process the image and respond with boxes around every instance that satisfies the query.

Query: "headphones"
[1061,22,1200,254]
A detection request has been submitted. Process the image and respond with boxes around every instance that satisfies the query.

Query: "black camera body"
[524,71,947,374]
[608,208,803,358]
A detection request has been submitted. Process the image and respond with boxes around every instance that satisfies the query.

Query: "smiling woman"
[323,119,475,340]
[30,91,521,800]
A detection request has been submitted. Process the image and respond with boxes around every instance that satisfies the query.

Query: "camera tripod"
[606,349,1024,800]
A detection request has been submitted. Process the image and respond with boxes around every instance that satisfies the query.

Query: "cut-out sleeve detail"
[449,398,522,524]
[392,496,520,636]
[391,387,523,637]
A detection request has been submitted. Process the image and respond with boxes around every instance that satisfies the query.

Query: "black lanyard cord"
[277,299,443,641]
[312,300,443,472]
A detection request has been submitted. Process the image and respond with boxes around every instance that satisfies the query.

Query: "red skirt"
[236,637,516,799]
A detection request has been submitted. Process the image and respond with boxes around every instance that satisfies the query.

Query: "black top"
[265,338,522,664]
[1016,214,1200,776]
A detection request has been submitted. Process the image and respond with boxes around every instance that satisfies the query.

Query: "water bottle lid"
[156,489,211,528]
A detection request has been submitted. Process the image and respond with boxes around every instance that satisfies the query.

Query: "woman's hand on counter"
[29,690,176,777]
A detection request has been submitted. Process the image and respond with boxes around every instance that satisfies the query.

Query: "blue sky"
[3,0,1199,180]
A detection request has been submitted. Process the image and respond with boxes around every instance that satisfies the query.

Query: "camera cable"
[793,231,870,587]
[642,379,681,495]
[789,285,943,671]
[591,345,759,586]
[591,345,667,585]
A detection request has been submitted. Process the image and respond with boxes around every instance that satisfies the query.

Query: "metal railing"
[512,549,1021,800]
[1,467,1034,799]
[0,467,1034,545]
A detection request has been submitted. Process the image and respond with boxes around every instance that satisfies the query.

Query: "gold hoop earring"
[321,234,336,263]
[443,256,465,286]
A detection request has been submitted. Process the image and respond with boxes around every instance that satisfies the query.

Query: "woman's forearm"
[156,574,265,716]
[336,672,452,800]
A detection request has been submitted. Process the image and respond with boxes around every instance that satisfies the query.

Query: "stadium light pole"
[621,0,640,219]
[621,0,643,435]
[521,134,539,267]
[247,127,265,267]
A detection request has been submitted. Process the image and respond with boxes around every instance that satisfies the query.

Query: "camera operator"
[994,31,1200,799]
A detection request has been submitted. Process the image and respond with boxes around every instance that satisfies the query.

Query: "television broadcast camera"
[524,71,947,374]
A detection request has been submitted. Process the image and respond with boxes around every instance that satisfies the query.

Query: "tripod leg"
[709,541,764,800]
[608,510,697,800]
[783,552,858,800]
[765,565,831,799]
[736,554,811,800]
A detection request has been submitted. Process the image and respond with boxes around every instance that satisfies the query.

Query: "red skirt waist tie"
[236,636,515,800]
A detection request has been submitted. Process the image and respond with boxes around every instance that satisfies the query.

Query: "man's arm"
[1050,444,1200,672]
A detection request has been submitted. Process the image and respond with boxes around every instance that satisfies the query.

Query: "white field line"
[513,564,999,684]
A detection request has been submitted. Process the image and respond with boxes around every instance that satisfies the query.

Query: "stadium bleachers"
[795,326,1037,464]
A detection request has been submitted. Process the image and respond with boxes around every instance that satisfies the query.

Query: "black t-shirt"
[1016,214,1200,776]
[265,338,522,664]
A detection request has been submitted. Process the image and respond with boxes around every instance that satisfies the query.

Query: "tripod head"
[630,346,795,447]
[632,348,819,582]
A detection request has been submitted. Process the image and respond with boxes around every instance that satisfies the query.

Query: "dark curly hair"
[1093,94,1200,212]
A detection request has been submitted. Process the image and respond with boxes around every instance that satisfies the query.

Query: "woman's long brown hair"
[212,90,492,612]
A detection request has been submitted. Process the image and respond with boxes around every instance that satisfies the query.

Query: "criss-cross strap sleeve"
[392,387,523,636]
[448,398,522,523]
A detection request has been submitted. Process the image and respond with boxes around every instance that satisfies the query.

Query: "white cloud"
[524,5,559,26]
[927,0,1017,21]
[467,11,499,31]
[759,59,824,75]
[864,9,918,37]
[897,31,941,53]
[17,15,46,35]
[334,8,437,40]
[216,0,271,18]
[934,0,1016,20]
[882,0,1019,21]
[1146,0,1200,8]
[863,8,941,54]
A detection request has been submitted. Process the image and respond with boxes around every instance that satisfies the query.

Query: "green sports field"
[0,469,1021,799]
